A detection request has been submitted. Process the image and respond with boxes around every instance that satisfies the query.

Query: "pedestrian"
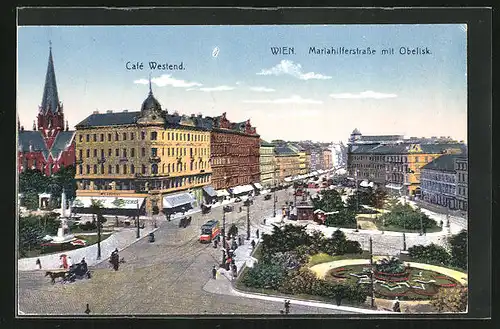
[110,249,119,271]
[392,297,401,312]
[232,263,237,278]
[84,303,91,315]
[36,258,41,269]
[213,239,218,248]
[251,239,256,249]
[60,255,68,270]
[284,300,290,314]
[423,226,427,236]
[256,229,259,239]
[80,257,88,273]
[67,256,74,270]
[212,265,217,279]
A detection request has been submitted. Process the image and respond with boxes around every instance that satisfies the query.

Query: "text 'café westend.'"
[73,82,261,217]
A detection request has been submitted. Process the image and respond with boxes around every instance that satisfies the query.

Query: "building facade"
[74,84,212,213]
[18,46,76,176]
[454,156,468,211]
[288,143,308,175]
[321,148,333,170]
[275,145,300,183]
[209,112,260,190]
[420,154,461,209]
[260,140,276,188]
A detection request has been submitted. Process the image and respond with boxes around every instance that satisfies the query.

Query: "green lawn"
[307,251,371,267]
[374,223,442,234]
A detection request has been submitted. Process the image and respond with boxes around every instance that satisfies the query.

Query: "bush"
[448,230,467,270]
[40,242,84,254]
[241,263,287,290]
[339,240,363,255]
[374,256,406,274]
[279,268,319,295]
[379,204,435,230]
[325,209,357,228]
[18,216,45,257]
[408,244,451,266]
[430,286,467,313]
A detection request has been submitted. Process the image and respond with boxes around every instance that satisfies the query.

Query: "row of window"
[79,147,210,159]
[79,160,209,176]
[78,175,210,191]
[79,131,209,143]
[455,161,468,171]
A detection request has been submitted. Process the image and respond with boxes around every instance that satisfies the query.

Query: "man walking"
[212,265,217,279]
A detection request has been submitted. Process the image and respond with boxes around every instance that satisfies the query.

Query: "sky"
[17,25,467,143]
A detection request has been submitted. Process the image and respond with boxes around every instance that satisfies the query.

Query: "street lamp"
[222,207,226,245]
[136,199,140,239]
[246,201,251,240]
[369,236,375,308]
[273,182,277,218]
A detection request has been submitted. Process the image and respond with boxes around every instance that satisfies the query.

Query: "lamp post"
[222,208,226,245]
[246,201,251,240]
[402,232,407,251]
[136,199,140,239]
[273,182,277,218]
[369,236,374,308]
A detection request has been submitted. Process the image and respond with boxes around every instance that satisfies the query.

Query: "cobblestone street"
[18,189,350,315]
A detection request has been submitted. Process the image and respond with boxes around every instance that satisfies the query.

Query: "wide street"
[18,188,351,315]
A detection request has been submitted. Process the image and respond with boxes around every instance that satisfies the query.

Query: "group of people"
[58,254,89,278]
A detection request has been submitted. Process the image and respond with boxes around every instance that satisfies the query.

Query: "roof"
[420,143,467,154]
[349,142,466,155]
[275,145,298,156]
[18,130,75,160]
[75,111,141,127]
[360,135,404,142]
[260,139,274,147]
[421,154,461,172]
[349,144,380,154]
[40,47,61,114]
[50,131,76,159]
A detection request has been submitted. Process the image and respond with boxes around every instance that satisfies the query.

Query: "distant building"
[260,139,277,188]
[18,46,76,176]
[420,154,468,210]
[274,145,300,183]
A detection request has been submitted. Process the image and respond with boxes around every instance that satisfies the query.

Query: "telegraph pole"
[369,236,374,308]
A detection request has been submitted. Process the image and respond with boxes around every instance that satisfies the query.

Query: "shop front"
[202,185,218,204]
[72,196,146,217]
[163,192,196,216]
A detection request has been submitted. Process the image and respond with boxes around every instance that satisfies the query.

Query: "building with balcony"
[74,82,212,215]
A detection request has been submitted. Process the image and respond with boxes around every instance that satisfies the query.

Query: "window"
[151,131,158,140]
[93,165,97,174]
[183,134,186,140]
[100,133,104,142]
[141,148,146,157]
[167,132,170,140]
[123,132,127,140]
[79,149,83,159]
[176,133,179,140]
[108,149,112,156]
[415,156,419,163]
[86,165,90,174]
[131,132,135,140]
[142,165,146,174]
[162,132,164,139]
[108,133,112,141]
[131,148,135,157]
[162,148,164,156]
[187,134,190,141]
[101,164,105,174]
[86,134,90,142]
[93,149,97,157]
[78,165,83,174]
[123,149,127,157]
[100,149,104,158]
[108,165,112,174]
[93,134,97,142]
[141,131,146,140]
[151,148,157,157]
[115,132,119,141]
[115,149,119,156]
[131,164,135,174]
[184,148,186,156]
[86,149,90,157]
[123,165,127,174]
[79,135,83,142]
[152,164,158,174]
[116,165,120,174]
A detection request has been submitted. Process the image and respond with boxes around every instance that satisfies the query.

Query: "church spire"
[148,72,153,95]
[40,42,61,115]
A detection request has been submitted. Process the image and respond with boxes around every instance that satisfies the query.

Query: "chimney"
[93,110,99,114]
[21,126,24,131]
[33,120,36,130]
[191,113,195,118]
[106,110,113,114]
[65,120,69,131]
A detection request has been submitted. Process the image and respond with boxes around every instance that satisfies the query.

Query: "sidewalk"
[18,226,159,272]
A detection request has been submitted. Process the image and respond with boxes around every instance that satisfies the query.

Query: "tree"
[19,169,51,210]
[18,215,45,257]
[324,209,357,228]
[430,286,467,313]
[370,189,388,209]
[241,263,287,290]
[379,203,435,230]
[312,189,344,213]
[447,230,467,270]
[385,194,399,210]
[49,165,77,206]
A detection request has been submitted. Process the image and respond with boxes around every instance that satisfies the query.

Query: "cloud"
[329,90,397,99]
[257,60,332,80]
[134,74,202,88]
[243,95,322,104]
[235,81,243,85]
[198,85,235,92]
[249,86,276,92]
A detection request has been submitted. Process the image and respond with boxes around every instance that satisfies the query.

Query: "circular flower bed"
[326,264,462,301]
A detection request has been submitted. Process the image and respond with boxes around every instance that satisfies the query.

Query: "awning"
[216,189,230,197]
[385,184,403,190]
[252,183,263,190]
[202,185,217,197]
[72,196,145,209]
[231,184,254,195]
[163,192,195,209]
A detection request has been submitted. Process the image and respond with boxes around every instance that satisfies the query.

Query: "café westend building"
[73,82,213,217]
